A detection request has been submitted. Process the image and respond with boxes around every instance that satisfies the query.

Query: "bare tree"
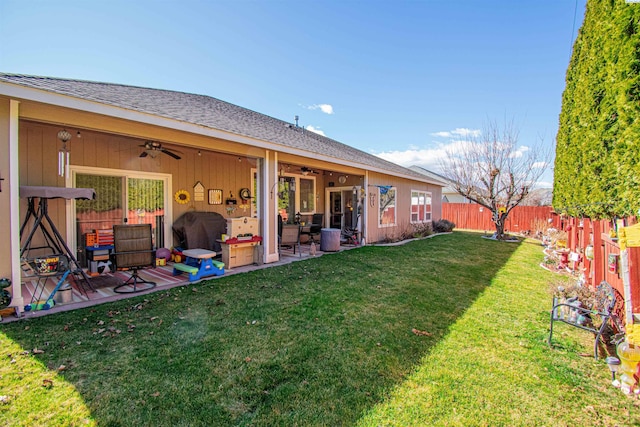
[439,119,550,240]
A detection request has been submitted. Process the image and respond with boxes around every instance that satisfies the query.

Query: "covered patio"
[0,74,443,321]
[12,237,359,321]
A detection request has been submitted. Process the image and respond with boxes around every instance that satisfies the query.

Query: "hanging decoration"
[57,129,72,177]
[174,189,191,204]
[208,189,223,205]
[377,185,392,195]
[239,188,251,212]
[193,181,205,202]
[226,191,237,205]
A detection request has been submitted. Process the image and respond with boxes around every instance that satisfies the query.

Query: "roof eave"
[0,81,443,186]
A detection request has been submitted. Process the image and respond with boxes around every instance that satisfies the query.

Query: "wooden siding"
[19,121,260,249]
[16,120,446,255]
[366,171,443,243]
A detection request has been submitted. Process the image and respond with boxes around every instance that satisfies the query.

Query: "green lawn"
[1,231,638,426]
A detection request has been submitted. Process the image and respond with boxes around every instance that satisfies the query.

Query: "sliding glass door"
[70,167,172,266]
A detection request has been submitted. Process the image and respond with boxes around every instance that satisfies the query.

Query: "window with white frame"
[278,174,316,223]
[299,177,315,213]
[379,186,396,227]
[411,190,432,223]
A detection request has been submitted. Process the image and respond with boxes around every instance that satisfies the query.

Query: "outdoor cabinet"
[221,240,259,269]
[226,217,259,238]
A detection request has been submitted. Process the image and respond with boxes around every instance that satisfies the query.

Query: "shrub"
[532,218,551,240]
[433,219,455,233]
[411,222,433,238]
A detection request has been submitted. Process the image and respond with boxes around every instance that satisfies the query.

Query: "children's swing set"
[19,186,96,311]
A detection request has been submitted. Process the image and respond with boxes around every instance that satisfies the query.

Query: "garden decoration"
[548,280,616,360]
[615,339,640,395]
[0,277,11,309]
[605,356,621,387]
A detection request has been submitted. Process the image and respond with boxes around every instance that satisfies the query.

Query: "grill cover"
[172,212,226,252]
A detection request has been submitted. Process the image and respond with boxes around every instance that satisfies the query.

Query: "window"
[379,186,396,227]
[278,174,316,223]
[299,178,315,213]
[411,190,432,223]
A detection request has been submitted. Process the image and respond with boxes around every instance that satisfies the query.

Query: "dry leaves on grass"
[411,328,432,337]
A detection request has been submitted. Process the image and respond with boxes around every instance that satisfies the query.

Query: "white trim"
[0,82,443,186]
[67,165,173,255]
[410,189,433,224]
[279,173,317,216]
[250,167,258,219]
[363,172,368,244]
[378,186,397,228]
[265,151,280,263]
[325,186,360,231]
[9,100,24,312]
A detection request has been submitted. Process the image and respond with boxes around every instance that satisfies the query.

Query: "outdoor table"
[173,248,224,281]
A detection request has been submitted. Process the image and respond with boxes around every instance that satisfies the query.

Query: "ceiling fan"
[139,141,182,160]
[300,166,320,175]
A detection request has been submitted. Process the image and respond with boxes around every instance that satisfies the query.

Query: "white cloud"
[374,139,481,171]
[431,131,452,137]
[307,104,334,115]
[306,125,325,136]
[431,128,481,138]
[533,180,553,189]
[373,141,461,172]
[532,161,547,169]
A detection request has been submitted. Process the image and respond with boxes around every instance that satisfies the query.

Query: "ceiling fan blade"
[139,151,148,158]
[162,149,181,160]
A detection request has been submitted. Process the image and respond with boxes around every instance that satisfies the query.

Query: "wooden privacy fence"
[441,203,561,234]
[563,216,640,320]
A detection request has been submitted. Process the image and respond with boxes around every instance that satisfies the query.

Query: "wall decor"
[175,189,191,205]
[208,189,223,205]
[193,181,205,202]
[239,187,252,200]
[226,191,237,205]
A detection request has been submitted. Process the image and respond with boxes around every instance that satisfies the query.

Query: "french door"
[326,187,361,230]
[69,166,172,265]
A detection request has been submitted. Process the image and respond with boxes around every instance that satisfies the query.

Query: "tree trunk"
[494,219,505,240]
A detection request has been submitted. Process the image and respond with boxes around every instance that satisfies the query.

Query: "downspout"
[9,100,23,314]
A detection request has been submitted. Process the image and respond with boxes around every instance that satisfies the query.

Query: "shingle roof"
[0,73,438,184]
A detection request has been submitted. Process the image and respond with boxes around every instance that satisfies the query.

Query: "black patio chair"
[111,224,156,293]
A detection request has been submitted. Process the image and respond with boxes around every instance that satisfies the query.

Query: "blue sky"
[0,0,586,187]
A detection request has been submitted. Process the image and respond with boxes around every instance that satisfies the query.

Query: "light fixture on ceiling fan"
[139,141,182,160]
[300,166,319,176]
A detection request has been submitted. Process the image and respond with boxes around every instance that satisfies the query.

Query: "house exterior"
[0,74,443,312]
[409,165,470,203]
